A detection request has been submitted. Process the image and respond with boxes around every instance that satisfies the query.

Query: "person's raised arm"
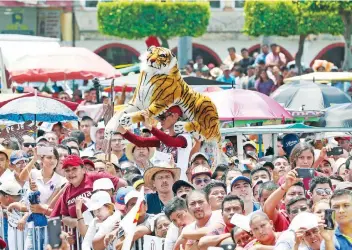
[117,126,160,147]
[19,148,38,181]
[263,170,299,222]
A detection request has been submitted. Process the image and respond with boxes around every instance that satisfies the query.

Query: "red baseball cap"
[166,106,183,116]
[83,159,95,169]
[335,137,351,141]
[62,155,84,169]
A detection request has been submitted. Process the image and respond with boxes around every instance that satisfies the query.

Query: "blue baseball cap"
[282,134,300,157]
[115,186,134,210]
[10,150,28,165]
[231,176,252,188]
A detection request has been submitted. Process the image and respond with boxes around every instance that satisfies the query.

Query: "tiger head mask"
[141,46,177,74]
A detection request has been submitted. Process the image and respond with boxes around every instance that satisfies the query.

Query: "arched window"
[94,43,140,67]
[310,43,345,68]
[248,44,294,62]
[172,43,222,66]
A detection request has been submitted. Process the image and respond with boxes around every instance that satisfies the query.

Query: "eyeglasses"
[194,178,211,186]
[156,112,172,121]
[290,206,308,215]
[23,143,36,148]
[315,188,332,196]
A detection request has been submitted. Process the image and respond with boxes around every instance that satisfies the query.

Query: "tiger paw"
[119,115,132,127]
[174,121,186,134]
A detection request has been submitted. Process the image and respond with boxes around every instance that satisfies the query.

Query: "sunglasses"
[315,188,332,196]
[23,143,36,148]
[156,112,172,121]
[194,178,211,186]
[290,206,308,215]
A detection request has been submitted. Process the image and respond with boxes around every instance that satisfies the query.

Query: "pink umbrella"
[8,47,120,83]
[193,85,223,93]
[204,89,293,121]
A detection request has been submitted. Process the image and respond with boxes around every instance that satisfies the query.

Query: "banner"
[0,121,37,144]
[143,235,164,250]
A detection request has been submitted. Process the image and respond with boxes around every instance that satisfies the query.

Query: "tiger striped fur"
[105,46,221,145]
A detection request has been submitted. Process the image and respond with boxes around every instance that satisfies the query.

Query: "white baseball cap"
[124,190,144,205]
[289,212,319,232]
[87,191,112,211]
[230,213,251,232]
[93,178,114,191]
[0,181,23,196]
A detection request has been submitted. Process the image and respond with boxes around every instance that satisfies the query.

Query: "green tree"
[97,0,210,48]
[243,0,343,74]
[301,1,352,70]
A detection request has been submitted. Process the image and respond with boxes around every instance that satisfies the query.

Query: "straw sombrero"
[94,152,118,163]
[125,143,155,162]
[0,145,12,160]
[144,162,181,189]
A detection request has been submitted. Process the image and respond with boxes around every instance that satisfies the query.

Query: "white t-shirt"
[164,223,179,250]
[0,168,14,184]
[182,210,225,245]
[29,169,63,204]
[177,133,192,181]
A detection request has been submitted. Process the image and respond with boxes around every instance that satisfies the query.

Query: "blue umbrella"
[0,94,77,123]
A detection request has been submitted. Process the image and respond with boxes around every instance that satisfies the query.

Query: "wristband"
[77,218,84,222]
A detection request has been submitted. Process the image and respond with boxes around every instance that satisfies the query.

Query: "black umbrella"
[271,81,351,110]
[183,76,232,86]
[320,103,352,127]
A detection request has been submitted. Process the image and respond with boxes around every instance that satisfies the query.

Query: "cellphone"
[324,209,335,230]
[296,168,315,178]
[47,217,62,248]
[37,146,54,156]
[327,146,343,156]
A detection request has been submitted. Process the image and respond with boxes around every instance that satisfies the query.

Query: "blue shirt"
[321,227,352,250]
[255,53,268,64]
[145,192,165,215]
[118,153,128,163]
[216,75,235,84]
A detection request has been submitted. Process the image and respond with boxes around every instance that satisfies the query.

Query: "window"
[210,1,221,8]
[96,46,139,67]
[234,0,245,8]
[85,0,99,8]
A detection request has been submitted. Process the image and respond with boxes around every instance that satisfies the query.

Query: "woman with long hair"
[255,70,275,96]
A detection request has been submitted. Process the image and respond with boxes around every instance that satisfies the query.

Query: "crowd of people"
[0,44,351,250]
[182,44,352,96]
[0,97,351,250]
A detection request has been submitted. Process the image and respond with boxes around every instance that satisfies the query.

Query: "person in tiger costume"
[105,46,221,146]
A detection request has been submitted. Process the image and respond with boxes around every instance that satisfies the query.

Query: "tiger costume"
[105,46,221,144]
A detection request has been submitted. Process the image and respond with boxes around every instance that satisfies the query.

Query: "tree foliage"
[97,0,211,40]
[300,0,352,70]
[244,1,297,37]
[243,0,344,37]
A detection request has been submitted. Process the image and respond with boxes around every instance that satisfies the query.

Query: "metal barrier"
[63,225,82,250]
[0,208,84,250]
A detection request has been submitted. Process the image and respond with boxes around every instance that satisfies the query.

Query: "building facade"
[0,0,348,68]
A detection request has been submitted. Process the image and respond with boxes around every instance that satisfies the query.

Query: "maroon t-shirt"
[274,210,290,232]
[51,172,119,218]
